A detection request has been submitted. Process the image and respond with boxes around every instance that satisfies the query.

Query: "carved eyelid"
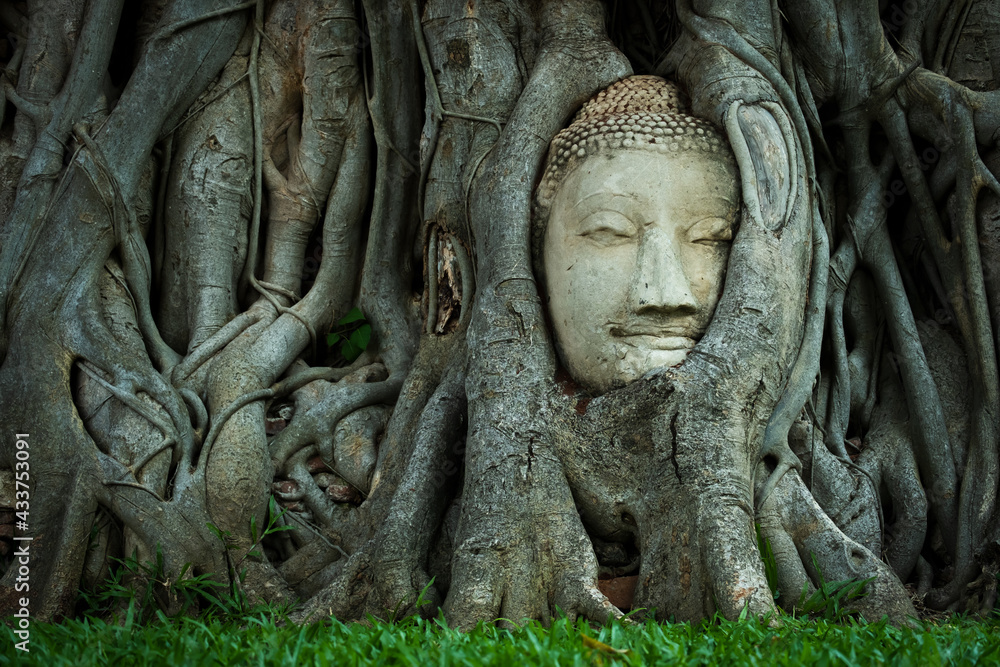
[687,217,733,242]
[576,210,638,236]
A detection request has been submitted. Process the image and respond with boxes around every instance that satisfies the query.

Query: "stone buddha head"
[534,76,740,394]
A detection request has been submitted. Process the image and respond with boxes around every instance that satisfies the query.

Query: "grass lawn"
[3,609,1000,666]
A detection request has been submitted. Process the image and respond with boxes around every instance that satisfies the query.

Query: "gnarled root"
[270,374,401,474]
[757,466,916,624]
[290,335,469,622]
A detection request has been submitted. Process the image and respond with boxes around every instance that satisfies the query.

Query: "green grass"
[3,611,1000,666]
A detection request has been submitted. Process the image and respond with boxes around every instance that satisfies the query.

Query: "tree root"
[854,372,927,582]
[757,467,916,624]
[289,346,468,621]
[269,377,400,474]
[170,311,262,388]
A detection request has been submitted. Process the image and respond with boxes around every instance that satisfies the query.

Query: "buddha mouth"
[618,334,696,350]
[609,325,701,350]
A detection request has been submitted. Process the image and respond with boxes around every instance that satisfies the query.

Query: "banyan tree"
[1,0,999,626]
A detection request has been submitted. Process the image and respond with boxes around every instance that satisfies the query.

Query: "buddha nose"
[629,227,698,315]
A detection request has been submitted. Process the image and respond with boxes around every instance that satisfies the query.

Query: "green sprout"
[326,307,372,362]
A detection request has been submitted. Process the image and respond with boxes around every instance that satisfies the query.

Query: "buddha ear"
[723,101,796,232]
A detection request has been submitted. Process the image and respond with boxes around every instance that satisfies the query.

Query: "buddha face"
[543,148,739,394]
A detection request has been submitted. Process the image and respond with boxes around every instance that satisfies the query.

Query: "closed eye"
[577,210,638,245]
[687,217,733,246]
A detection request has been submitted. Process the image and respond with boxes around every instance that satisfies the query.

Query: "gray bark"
[1,0,999,625]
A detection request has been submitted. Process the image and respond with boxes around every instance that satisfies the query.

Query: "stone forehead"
[536,76,732,210]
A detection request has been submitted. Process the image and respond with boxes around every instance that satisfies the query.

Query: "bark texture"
[1,0,999,626]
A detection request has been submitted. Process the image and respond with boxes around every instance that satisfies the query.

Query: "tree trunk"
[1,0,999,625]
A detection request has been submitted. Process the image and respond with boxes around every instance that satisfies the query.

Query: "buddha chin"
[611,341,692,387]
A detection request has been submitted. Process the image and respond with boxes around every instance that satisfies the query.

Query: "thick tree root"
[269,378,401,473]
[296,347,469,621]
[758,468,916,624]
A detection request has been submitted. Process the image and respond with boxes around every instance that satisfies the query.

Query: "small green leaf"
[337,307,365,325]
[341,338,362,361]
[207,522,225,541]
[327,309,373,361]
[349,324,371,351]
